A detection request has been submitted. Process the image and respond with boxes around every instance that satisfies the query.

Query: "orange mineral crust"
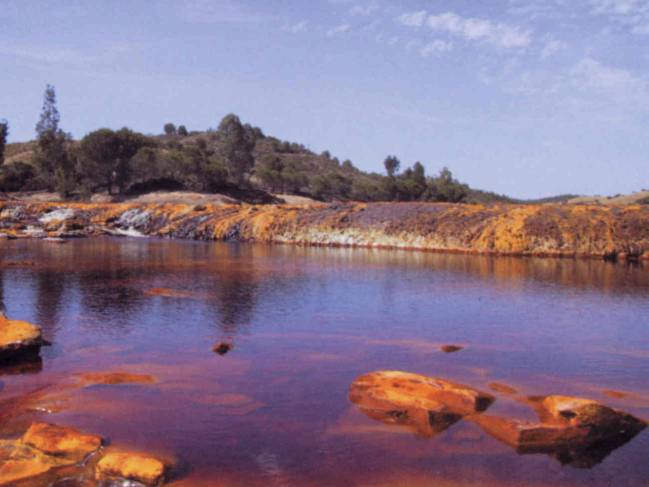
[1,201,649,259]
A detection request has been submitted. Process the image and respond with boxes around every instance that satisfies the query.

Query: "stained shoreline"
[1,201,648,261]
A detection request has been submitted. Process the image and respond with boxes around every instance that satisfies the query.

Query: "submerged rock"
[144,288,195,299]
[488,382,518,395]
[440,344,463,353]
[80,372,157,386]
[472,394,647,468]
[349,371,494,437]
[96,450,167,486]
[0,317,43,363]
[213,341,233,356]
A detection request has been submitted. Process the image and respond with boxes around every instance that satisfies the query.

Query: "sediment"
[1,200,649,260]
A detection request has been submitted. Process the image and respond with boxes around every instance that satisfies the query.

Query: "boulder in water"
[471,394,647,468]
[96,450,168,486]
[349,371,494,437]
[0,316,43,363]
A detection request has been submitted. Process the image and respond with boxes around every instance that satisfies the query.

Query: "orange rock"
[602,389,634,399]
[0,423,103,485]
[0,316,42,363]
[440,344,463,353]
[471,394,647,468]
[96,450,167,486]
[80,371,157,386]
[144,287,195,299]
[349,371,494,437]
[488,382,518,395]
[22,422,103,462]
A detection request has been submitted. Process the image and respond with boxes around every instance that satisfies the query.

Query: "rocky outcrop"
[0,316,42,363]
[0,422,102,485]
[350,372,646,468]
[0,422,170,486]
[349,371,494,437]
[1,201,649,259]
[471,395,647,468]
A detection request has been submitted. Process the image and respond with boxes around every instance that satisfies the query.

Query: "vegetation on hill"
[0,85,509,204]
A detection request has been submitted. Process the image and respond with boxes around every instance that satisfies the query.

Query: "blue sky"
[1,0,648,198]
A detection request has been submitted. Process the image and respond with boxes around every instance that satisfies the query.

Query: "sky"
[1,0,648,199]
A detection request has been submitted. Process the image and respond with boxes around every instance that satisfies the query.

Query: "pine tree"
[0,119,8,166]
[34,85,71,193]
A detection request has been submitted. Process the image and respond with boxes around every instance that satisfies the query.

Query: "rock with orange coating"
[80,371,156,386]
[471,394,647,468]
[349,371,494,437]
[0,422,103,485]
[0,316,43,363]
[22,422,103,462]
[96,450,168,486]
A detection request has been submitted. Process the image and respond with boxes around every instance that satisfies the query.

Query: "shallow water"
[1,237,648,486]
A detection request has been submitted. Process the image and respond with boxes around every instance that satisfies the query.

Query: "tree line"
[0,85,473,203]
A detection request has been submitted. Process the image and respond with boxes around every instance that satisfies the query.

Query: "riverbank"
[1,201,648,260]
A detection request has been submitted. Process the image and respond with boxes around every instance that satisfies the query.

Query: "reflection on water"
[0,237,647,486]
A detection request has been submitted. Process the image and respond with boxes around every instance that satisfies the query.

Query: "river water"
[1,237,648,486]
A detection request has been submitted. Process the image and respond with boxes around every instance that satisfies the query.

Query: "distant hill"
[567,191,649,206]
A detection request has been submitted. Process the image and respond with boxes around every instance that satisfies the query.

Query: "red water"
[1,237,648,486]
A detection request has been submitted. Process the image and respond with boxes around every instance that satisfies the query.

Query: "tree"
[0,119,8,166]
[164,123,177,136]
[177,125,189,137]
[383,155,400,177]
[34,85,71,192]
[255,154,284,192]
[426,167,469,203]
[0,161,35,192]
[78,128,150,194]
[217,114,254,185]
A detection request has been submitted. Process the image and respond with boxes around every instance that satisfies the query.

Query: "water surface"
[1,237,648,486]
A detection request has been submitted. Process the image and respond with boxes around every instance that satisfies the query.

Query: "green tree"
[78,128,150,194]
[177,125,189,137]
[0,161,35,191]
[255,154,284,192]
[0,119,8,166]
[383,155,400,177]
[34,85,71,192]
[342,159,354,171]
[164,123,177,136]
[217,114,254,185]
[426,167,469,203]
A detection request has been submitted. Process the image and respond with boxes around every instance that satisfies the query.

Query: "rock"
[22,422,103,463]
[96,450,167,486]
[440,344,463,353]
[471,394,647,468]
[0,316,43,363]
[349,371,494,437]
[80,372,156,386]
[488,382,518,395]
[0,423,103,485]
[213,341,233,356]
[144,288,194,299]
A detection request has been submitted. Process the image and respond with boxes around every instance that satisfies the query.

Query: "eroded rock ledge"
[1,201,649,259]
[349,371,647,468]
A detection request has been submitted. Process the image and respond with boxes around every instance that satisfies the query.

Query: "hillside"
[0,114,496,205]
